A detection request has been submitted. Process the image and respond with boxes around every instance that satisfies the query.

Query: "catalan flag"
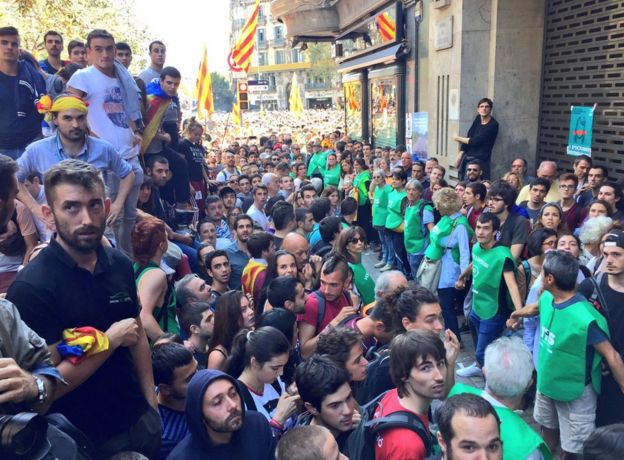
[195,46,214,118]
[229,0,260,73]
[376,12,396,42]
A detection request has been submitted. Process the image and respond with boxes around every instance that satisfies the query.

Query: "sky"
[131,0,232,81]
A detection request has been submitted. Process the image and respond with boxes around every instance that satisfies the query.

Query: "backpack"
[238,379,283,412]
[312,290,353,334]
[344,390,434,460]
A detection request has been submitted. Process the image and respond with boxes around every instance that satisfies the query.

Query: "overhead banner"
[412,112,429,159]
[567,105,596,157]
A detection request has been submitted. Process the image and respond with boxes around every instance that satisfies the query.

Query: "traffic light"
[237,81,249,110]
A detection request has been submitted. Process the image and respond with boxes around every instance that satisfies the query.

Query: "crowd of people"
[2,24,624,460]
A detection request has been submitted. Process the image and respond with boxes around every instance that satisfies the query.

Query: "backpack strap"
[237,381,258,412]
[365,411,432,456]
[589,272,610,319]
[270,379,283,396]
[312,290,325,335]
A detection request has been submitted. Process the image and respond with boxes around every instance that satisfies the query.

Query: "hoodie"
[167,369,275,460]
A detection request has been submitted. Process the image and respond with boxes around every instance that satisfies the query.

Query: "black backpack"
[344,390,434,460]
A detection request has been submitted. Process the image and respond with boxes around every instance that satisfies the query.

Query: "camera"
[0,412,50,459]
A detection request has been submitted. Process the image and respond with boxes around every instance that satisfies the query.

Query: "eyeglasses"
[348,237,365,244]
[559,184,575,189]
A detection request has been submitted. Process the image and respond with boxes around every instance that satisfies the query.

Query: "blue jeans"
[377,228,396,265]
[438,287,461,340]
[408,253,424,276]
[469,309,508,366]
[389,230,410,276]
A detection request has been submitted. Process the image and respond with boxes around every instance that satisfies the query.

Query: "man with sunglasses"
[578,230,624,426]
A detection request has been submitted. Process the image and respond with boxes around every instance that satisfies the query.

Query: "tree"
[1,0,149,72]
[211,72,235,112]
[305,42,337,85]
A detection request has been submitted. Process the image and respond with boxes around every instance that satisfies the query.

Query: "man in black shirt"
[6,159,160,459]
[0,27,45,159]
[578,230,624,426]
[487,180,529,261]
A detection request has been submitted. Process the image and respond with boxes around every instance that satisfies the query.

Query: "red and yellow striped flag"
[229,0,260,73]
[195,46,214,118]
[376,12,396,42]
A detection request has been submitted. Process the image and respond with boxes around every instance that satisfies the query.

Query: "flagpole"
[221,110,232,147]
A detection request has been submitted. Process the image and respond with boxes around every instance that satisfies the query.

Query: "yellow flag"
[289,73,304,114]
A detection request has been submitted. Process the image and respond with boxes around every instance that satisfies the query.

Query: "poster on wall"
[411,112,429,159]
[405,112,413,138]
[567,105,596,157]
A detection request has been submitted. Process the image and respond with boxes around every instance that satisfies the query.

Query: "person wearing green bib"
[532,250,624,457]
[370,169,395,269]
[132,217,180,340]
[337,226,376,305]
[447,336,552,460]
[324,152,341,188]
[404,179,435,275]
[306,143,327,179]
[384,167,410,275]
[455,213,522,378]
[352,158,374,244]
[427,187,472,340]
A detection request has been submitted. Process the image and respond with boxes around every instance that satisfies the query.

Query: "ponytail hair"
[225,326,291,378]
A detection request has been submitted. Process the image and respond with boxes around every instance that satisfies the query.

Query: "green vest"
[307,151,328,177]
[372,184,392,227]
[349,261,376,305]
[471,244,515,320]
[537,291,610,401]
[404,200,432,254]
[324,165,341,187]
[424,215,473,262]
[448,383,553,460]
[353,170,371,205]
[385,188,407,231]
[134,261,180,336]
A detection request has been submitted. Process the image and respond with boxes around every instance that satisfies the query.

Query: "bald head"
[282,232,310,269]
[537,161,558,183]
[375,270,408,300]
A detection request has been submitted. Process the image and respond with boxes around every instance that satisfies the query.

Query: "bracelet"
[270,418,285,431]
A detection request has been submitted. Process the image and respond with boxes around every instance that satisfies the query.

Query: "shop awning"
[338,43,407,73]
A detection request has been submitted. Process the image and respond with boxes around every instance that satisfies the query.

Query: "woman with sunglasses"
[207,290,255,370]
[335,226,375,305]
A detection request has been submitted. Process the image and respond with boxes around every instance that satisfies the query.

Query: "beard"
[205,410,243,433]
[54,218,105,253]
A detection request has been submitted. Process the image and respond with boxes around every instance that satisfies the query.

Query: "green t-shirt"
[349,261,375,305]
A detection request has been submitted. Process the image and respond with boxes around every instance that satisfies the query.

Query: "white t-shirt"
[247,204,269,231]
[68,66,138,160]
[242,379,285,421]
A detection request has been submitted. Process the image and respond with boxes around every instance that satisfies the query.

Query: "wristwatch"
[33,375,47,404]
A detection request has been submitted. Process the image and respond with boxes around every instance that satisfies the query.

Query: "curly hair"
[579,216,614,245]
[432,187,463,216]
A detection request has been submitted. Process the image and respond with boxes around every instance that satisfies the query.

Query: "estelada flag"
[195,46,214,117]
[229,0,260,72]
[376,12,396,42]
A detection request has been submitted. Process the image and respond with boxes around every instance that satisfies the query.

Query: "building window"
[269,75,276,88]
[274,26,283,40]
[257,28,265,43]
[291,49,301,63]
[258,52,268,66]
[275,50,285,64]
[258,4,265,18]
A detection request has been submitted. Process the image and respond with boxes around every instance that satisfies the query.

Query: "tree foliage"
[305,42,337,84]
[1,0,149,72]
[211,72,235,112]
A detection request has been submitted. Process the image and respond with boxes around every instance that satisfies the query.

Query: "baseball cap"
[604,230,624,249]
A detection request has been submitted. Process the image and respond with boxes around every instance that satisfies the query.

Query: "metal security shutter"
[538,0,624,177]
